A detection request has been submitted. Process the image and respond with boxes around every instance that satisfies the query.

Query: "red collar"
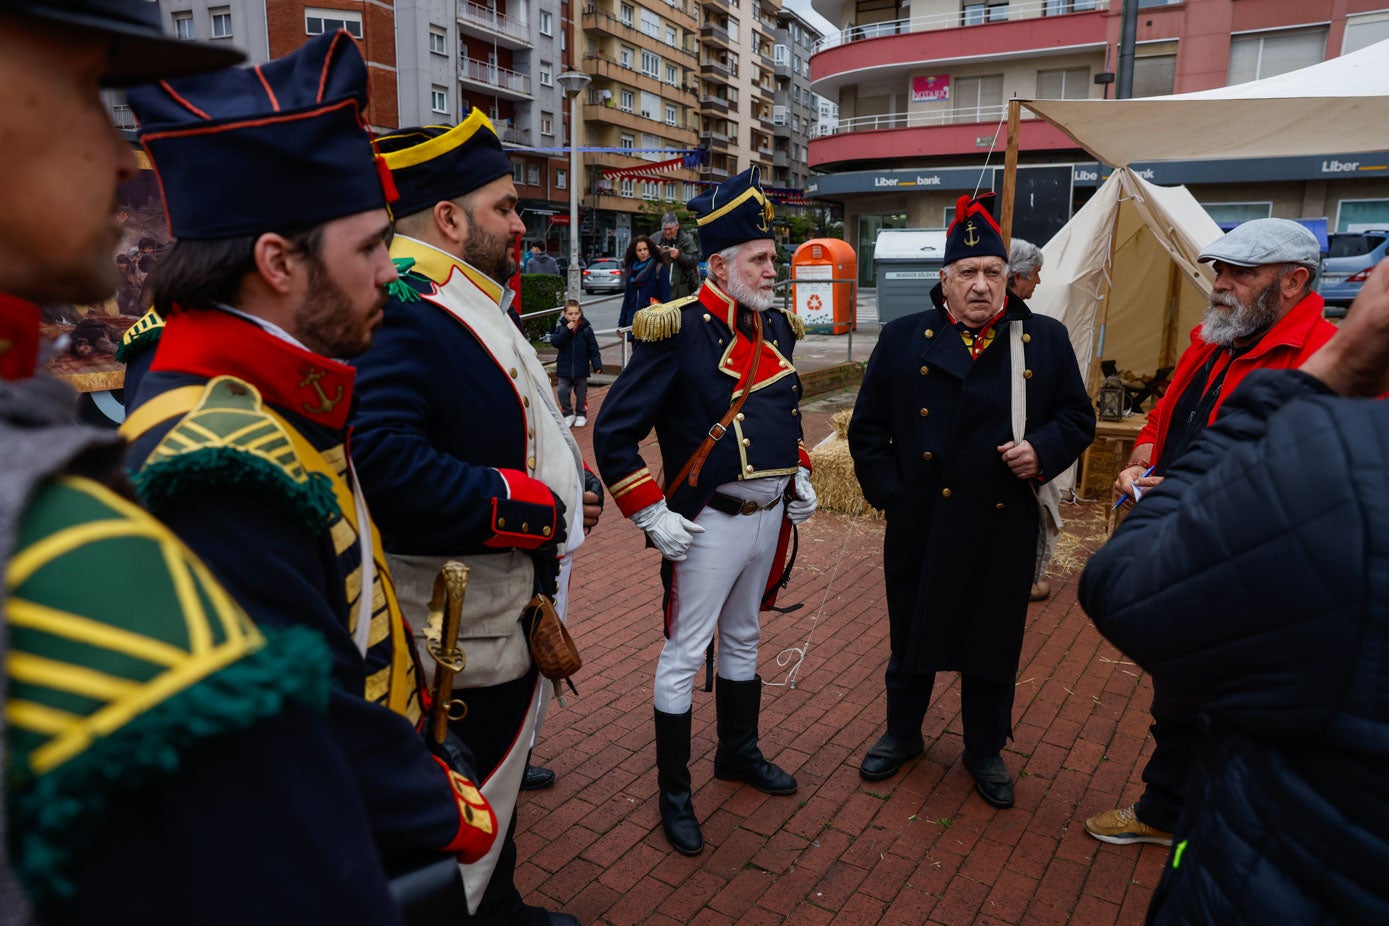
[151,308,356,429]
[0,293,41,381]
[698,280,741,330]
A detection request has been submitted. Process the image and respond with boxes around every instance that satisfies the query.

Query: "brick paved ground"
[518,384,1170,925]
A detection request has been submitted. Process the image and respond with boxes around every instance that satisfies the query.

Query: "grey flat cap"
[1198,218,1320,268]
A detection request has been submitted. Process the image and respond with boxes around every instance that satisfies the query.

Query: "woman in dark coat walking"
[619,237,670,332]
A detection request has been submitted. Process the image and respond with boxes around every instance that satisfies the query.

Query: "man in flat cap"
[849,195,1094,809]
[350,111,597,926]
[0,6,410,923]
[119,30,499,906]
[593,166,817,856]
[1084,217,1337,849]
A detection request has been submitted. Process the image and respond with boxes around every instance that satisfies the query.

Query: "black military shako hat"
[127,31,396,240]
[688,165,777,260]
[944,194,1008,266]
[6,0,244,86]
[376,109,515,219]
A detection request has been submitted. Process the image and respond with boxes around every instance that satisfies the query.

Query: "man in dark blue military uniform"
[593,166,817,856]
[0,4,407,923]
[849,196,1095,809]
[118,31,498,901]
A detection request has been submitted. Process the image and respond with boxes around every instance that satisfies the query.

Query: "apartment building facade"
[771,5,821,195]
[807,0,1389,280]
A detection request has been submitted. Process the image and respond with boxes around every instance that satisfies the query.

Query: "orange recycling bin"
[791,238,857,334]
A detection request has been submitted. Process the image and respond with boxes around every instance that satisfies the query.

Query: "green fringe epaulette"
[6,475,333,903]
[114,306,165,363]
[632,295,698,341]
[384,256,424,303]
[773,306,805,340]
[131,376,340,532]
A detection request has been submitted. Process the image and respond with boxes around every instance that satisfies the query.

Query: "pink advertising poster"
[911,74,950,103]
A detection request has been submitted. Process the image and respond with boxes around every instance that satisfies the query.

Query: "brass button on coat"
[941,487,951,497]
[542,526,551,537]
[703,313,712,321]
[919,408,929,417]
[742,438,751,447]
[1021,333,1032,343]
[791,409,799,417]
[924,328,935,338]
[1024,369,1033,379]
[995,502,1005,510]
[921,451,932,461]
[745,464,754,473]
[527,456,537,469]
[736,412,745,422]
[919,365,930,375]
[509,368,518,378]
[498,517,506,528]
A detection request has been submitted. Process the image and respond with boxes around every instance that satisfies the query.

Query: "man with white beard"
[1085,217,1337,848]
[593,166,817,856]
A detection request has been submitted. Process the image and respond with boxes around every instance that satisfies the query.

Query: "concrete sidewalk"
[515,383,1168,925]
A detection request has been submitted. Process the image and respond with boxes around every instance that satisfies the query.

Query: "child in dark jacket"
[550,299,603,427]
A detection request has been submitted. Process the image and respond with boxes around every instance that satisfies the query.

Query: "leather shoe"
[859,733,924,781]
[521,765,556,791]
[962,751,1014,809]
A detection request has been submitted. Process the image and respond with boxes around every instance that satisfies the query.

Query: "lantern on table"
[1097,382,1126,421]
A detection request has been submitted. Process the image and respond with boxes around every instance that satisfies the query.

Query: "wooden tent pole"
[999,99,1021,248]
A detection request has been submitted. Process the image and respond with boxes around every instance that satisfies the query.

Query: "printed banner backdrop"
[911,74,950,103]
[41,152,167,393]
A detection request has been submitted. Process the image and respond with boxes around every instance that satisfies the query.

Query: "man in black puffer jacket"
[1080,258,1389,924]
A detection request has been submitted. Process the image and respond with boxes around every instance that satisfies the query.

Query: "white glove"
[786,467,818,525]
[631,499,705,561]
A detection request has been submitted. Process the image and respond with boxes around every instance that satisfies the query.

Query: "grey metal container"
[873,228,947,324]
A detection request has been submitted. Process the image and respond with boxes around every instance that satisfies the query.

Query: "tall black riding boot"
[712,676,797,795]
[654,708,703,855]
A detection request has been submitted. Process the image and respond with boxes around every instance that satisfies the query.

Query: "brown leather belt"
[707,491,783,516]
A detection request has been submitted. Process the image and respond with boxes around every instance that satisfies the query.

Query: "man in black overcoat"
[849,195,1094,808]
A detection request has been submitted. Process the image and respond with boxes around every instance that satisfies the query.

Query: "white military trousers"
[653,475,790,713]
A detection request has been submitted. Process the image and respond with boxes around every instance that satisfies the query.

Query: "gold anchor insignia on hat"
[299,366,343,415]
[964,220,980,247]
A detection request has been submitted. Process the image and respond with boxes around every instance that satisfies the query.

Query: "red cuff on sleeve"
[483,468,559,550]
[608,467,665,518]
[798,443,812,472]
[432,756,498,863]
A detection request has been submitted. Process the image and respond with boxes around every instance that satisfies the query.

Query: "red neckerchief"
[0,293,41,381]
[943,302,1008,361]
[150,308,356,430]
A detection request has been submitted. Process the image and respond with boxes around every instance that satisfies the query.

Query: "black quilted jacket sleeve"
[1081,369,1389,754]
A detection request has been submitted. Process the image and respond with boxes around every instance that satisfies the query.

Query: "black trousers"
[1133,682,1199,833]
[884,653,1014,757]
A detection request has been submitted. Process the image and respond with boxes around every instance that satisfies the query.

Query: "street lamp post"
[556,69,591,303]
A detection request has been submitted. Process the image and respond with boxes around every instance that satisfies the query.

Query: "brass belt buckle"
[738,499,758,515]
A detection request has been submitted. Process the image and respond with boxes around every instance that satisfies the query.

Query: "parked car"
[582,258,625,294]
[555,256,586,275]
[1319,229,1389,316]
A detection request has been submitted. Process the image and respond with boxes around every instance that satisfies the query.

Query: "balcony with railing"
[583,6,698,58]
[699,94,732,114]
[457,0,531,50]
[493,119,532,145]
[459,58,532,100]
[699,22,732,48]
[699,58,736,83]
[807,103,1079,169]
[810,0,1109,95]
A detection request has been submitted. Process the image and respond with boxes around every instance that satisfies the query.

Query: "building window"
[556,169,567,190]
[539,10,553,35]
[665,104,678,125]
[429,26,447,55]
[541,115,554,136]
[666,63,678,85]
[620,46,634,68]
[209,7,232,38]
[1344,10,1389,53]
[772,104,787,124]
[1132,52,1176,97]
[1036,66,1089,99]
[431,85,448,114]
[962,2,1009,26]
[1336,199,1389,232]
[1043,0,1097,13]
[110,103,137,130]
[620,90,634,112]
[1228,26,1326,85]
[620,133,635,150]
[641,9,661,39]
[642,50,660,77]
[306,8,363,38]
[511,160,525,183]
[1202,202,1272,225]
[621,179,635,198]
[527,165,541,186]
[540,61,553,87]
[665,24,677,47]
[173,12,194,39]
[620,3,634,26]
[953,74,1003,122]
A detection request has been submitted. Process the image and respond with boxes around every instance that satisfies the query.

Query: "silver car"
[582,258,625,294]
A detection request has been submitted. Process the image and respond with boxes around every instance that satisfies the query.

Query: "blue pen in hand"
[1112,465,1157,510]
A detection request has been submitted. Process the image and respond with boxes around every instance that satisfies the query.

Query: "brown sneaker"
[1083,805,1173,847]
[1030,581,1051,601]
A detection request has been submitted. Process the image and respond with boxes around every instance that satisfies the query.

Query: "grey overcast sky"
[784,0,836,38]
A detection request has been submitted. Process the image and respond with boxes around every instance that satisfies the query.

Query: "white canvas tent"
[1027,166,1223,387]
[1022,38,1389,167]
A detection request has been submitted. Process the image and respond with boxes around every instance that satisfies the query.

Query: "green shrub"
[518,274,567,342]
